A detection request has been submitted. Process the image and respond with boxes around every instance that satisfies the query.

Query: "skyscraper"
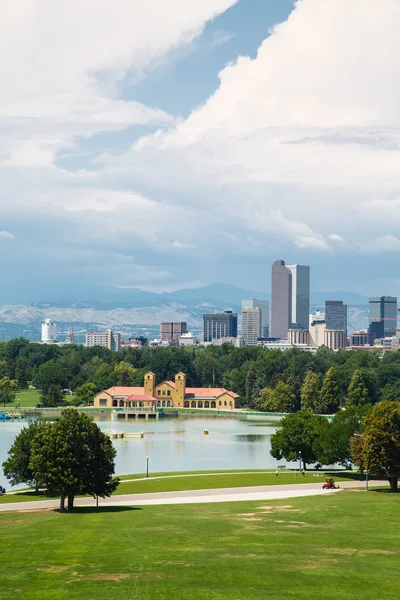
[203,311,238,343]
[241,307,262,346]
[286,264,310,330]
[270,260,310,339]
[160,322,187,343]
[368,296,397,339]
[270,260,292,339]
[242,298,270,337]
[325,301,347,332]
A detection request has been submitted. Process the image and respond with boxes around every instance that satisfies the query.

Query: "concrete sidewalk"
[0,479,384,512]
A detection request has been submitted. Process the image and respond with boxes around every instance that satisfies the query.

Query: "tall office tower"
[270,260,292,339]
[325,300,348,332]
[41,319,57,343]
[85,329,121,351]
[242,307,262,346]
[203,310,238,343]
[286,264,310,330]
[369,296,397,338]
[242,298,270,337]
[160,322,187,343]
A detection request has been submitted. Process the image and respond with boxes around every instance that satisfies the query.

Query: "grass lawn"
[0,490,399,599]
[0,469,364,504]
[9,388,41,408]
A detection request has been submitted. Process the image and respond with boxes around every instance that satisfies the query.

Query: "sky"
[1,0,400,302]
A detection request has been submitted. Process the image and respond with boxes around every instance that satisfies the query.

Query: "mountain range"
[0,283,369,342]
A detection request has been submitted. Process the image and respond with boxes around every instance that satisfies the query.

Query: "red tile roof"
[185,388,239,399]
[164,381,176,388]
[103,387,145,396]
[125,394,157,402]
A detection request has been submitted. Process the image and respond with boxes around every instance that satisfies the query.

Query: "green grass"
[0,469,363,504]
[5,388,41,408]
[0,490,399,599]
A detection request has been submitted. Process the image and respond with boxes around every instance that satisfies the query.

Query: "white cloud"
[361,234,400,253]
[0,231,15,239]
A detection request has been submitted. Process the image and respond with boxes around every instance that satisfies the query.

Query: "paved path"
[0,480,385,513]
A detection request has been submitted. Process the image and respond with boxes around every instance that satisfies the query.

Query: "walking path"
[0,480,385,513]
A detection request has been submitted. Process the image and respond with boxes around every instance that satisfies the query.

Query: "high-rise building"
[41,319,57,343]
[309,312,326,347]
[242,307,262,346]
[242,298,270,337]
[270,260,292,339]
[85,329,121,351]
[65,327,75,344]
[270,260,310,339]
[288,329,310,345]
[203,311,238,343]
[286,264,310,330]
[160,322,187,343]
[324,329,346,351]
[368,296,397,339]
[325,301,347,332]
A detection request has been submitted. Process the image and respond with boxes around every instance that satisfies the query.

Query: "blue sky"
[1,0,400,303]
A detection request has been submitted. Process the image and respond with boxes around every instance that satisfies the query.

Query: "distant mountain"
[311,291,368,308]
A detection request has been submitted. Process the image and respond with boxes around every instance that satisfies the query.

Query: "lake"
[0,414,297,489]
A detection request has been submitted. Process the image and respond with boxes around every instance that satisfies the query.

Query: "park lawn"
[0,470,362,504]
[0,490,399,599]
[6,388,41,408]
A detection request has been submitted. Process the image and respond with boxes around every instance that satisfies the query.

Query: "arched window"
[204,401,209,408]
[211,401,216,409]
[167,400,171,407]
[157,400,161,407]
[198,401,203,408]
[191,401,196,408]
[162,401,166,407]
[112,399,118,407]
[119,400,124,407]
[184,401,189,408]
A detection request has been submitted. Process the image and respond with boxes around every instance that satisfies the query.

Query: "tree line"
[1,337,400,409]
[270,401,400,492]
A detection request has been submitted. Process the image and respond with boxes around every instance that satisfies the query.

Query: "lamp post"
[146,456,149,478]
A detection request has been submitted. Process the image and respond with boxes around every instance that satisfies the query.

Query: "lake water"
[0,415,296,489]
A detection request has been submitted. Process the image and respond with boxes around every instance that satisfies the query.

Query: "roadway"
[0,479,385,512]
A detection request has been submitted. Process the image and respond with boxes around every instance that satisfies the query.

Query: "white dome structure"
[41,319,57,343]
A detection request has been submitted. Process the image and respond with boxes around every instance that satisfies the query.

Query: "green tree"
[30,409,119,510]
[0,377,18,406]
[318,367,340,414]
[114,361,136,386]
[40,385,65,408]
[317,406,368,467]
[256,381,296,413]
[300,371,320,412]
[245,366,260,408]
[346,370,370,407]
[2,421,45,490]
[270,411,325,469]
[381,381,400,403]
[362,401,400,492]
[73,382,96,406]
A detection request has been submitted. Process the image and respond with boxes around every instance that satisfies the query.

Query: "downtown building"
[203,310,238,343]
[85,329,121,351]
[270,260,310,339]
[160,322,188,343]
[368,296,397,339]
[241,307,262,346]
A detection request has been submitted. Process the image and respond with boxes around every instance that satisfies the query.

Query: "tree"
[381,381,400,403]
[114,361,136,386]
[317,406,368,467]
[300,371,320,412]
[361,401,400,492]
[270,411,326,469]
[0,377,18,406]
[245,366,260,408]
[40,384,65,407]
[346,370,370,408]
[30,409,119,510]
[2,421,45,490]
[256,382,296,413]
[318,367,340,414]
[350,434,366,475]
[74,382,96,406]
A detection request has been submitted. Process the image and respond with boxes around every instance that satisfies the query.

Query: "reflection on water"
[0,415,294,488]
[235,434,267,443]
